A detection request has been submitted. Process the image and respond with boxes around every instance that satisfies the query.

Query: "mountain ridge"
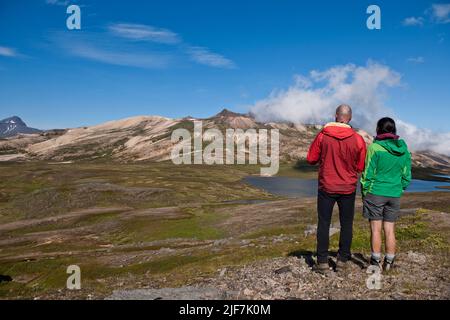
[0,110,449,170]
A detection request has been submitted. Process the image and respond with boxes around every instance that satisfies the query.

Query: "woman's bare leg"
[370,220,383,254]
[383,221,396,255]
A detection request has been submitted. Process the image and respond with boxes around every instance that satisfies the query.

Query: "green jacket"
[360,139,411,198]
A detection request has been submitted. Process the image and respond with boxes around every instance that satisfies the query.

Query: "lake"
[244,176,450,198]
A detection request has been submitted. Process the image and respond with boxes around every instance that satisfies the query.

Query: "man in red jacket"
[307,104,366,274]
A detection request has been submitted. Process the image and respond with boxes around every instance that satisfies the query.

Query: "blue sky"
[0,0,449,132]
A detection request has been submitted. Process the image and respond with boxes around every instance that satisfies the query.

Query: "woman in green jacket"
[360,117,411,272]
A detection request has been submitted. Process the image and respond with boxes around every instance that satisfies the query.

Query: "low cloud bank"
[250,62,450,155]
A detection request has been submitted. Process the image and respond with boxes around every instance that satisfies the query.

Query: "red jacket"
[307,122,367,194]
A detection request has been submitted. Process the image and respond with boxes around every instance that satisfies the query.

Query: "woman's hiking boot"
[370,256,383,272]
[382,256,395,273]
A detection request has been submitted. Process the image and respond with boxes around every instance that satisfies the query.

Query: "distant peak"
[213,108,246,118]
[1,116,26,126]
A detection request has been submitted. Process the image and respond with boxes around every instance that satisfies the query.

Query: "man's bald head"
[335,104,352,124]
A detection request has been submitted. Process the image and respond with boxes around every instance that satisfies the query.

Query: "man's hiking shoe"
[382,257,395,272]
[370,256,383,272]
[335,259,349,273]
[314,263,331,275]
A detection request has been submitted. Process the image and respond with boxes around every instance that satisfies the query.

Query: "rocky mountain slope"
[0,116,41,138]
[0,110,449,169]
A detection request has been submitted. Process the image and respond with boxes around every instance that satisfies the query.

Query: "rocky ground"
[108,250,449,300]
[206,251,449,300]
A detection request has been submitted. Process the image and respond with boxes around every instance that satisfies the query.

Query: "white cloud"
[407,56,425,64]
[403,4,450,27]
[108,23,181,44]
[187,46,235,69]
[251,62,400,129]
[402,16,424,26]
[46,0,69,6]
[0,46,17,57]
[429,3,450,24]
[396,120,450,155]
[250,62,450,155]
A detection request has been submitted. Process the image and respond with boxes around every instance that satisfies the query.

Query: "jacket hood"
[375,133,399,141]
[322,122,355,140]
[375,139,408,156]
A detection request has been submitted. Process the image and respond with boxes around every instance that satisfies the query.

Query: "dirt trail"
[0,205,189,233]
[0,207,132,232]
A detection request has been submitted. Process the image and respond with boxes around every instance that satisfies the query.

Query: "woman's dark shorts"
[363,193,400,222]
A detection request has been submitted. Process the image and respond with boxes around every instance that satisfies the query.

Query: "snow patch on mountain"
[0,116,41,138]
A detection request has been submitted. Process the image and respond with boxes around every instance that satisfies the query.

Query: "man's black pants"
[316,189,356,264]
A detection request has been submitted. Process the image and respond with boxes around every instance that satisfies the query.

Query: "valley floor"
[0,162,449,299]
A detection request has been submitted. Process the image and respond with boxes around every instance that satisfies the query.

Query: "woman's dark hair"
[376,117,397,135]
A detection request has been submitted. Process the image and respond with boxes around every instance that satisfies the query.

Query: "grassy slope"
[0,161,448,299]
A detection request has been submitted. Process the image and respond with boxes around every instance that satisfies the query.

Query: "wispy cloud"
[108,23,181,44]
[0,46,20,57]
[402,16,424,26]
[108,23,235,69]
[187,46,236,69]
[407,56,425,64]
[50,32,171,69]
[69,43,171,69]
[46,0,69,6]
[429,3,450,24]
[49,22,236,70]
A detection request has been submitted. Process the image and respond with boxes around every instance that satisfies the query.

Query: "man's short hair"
[335,104,352,122]
[336,104,352,115]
